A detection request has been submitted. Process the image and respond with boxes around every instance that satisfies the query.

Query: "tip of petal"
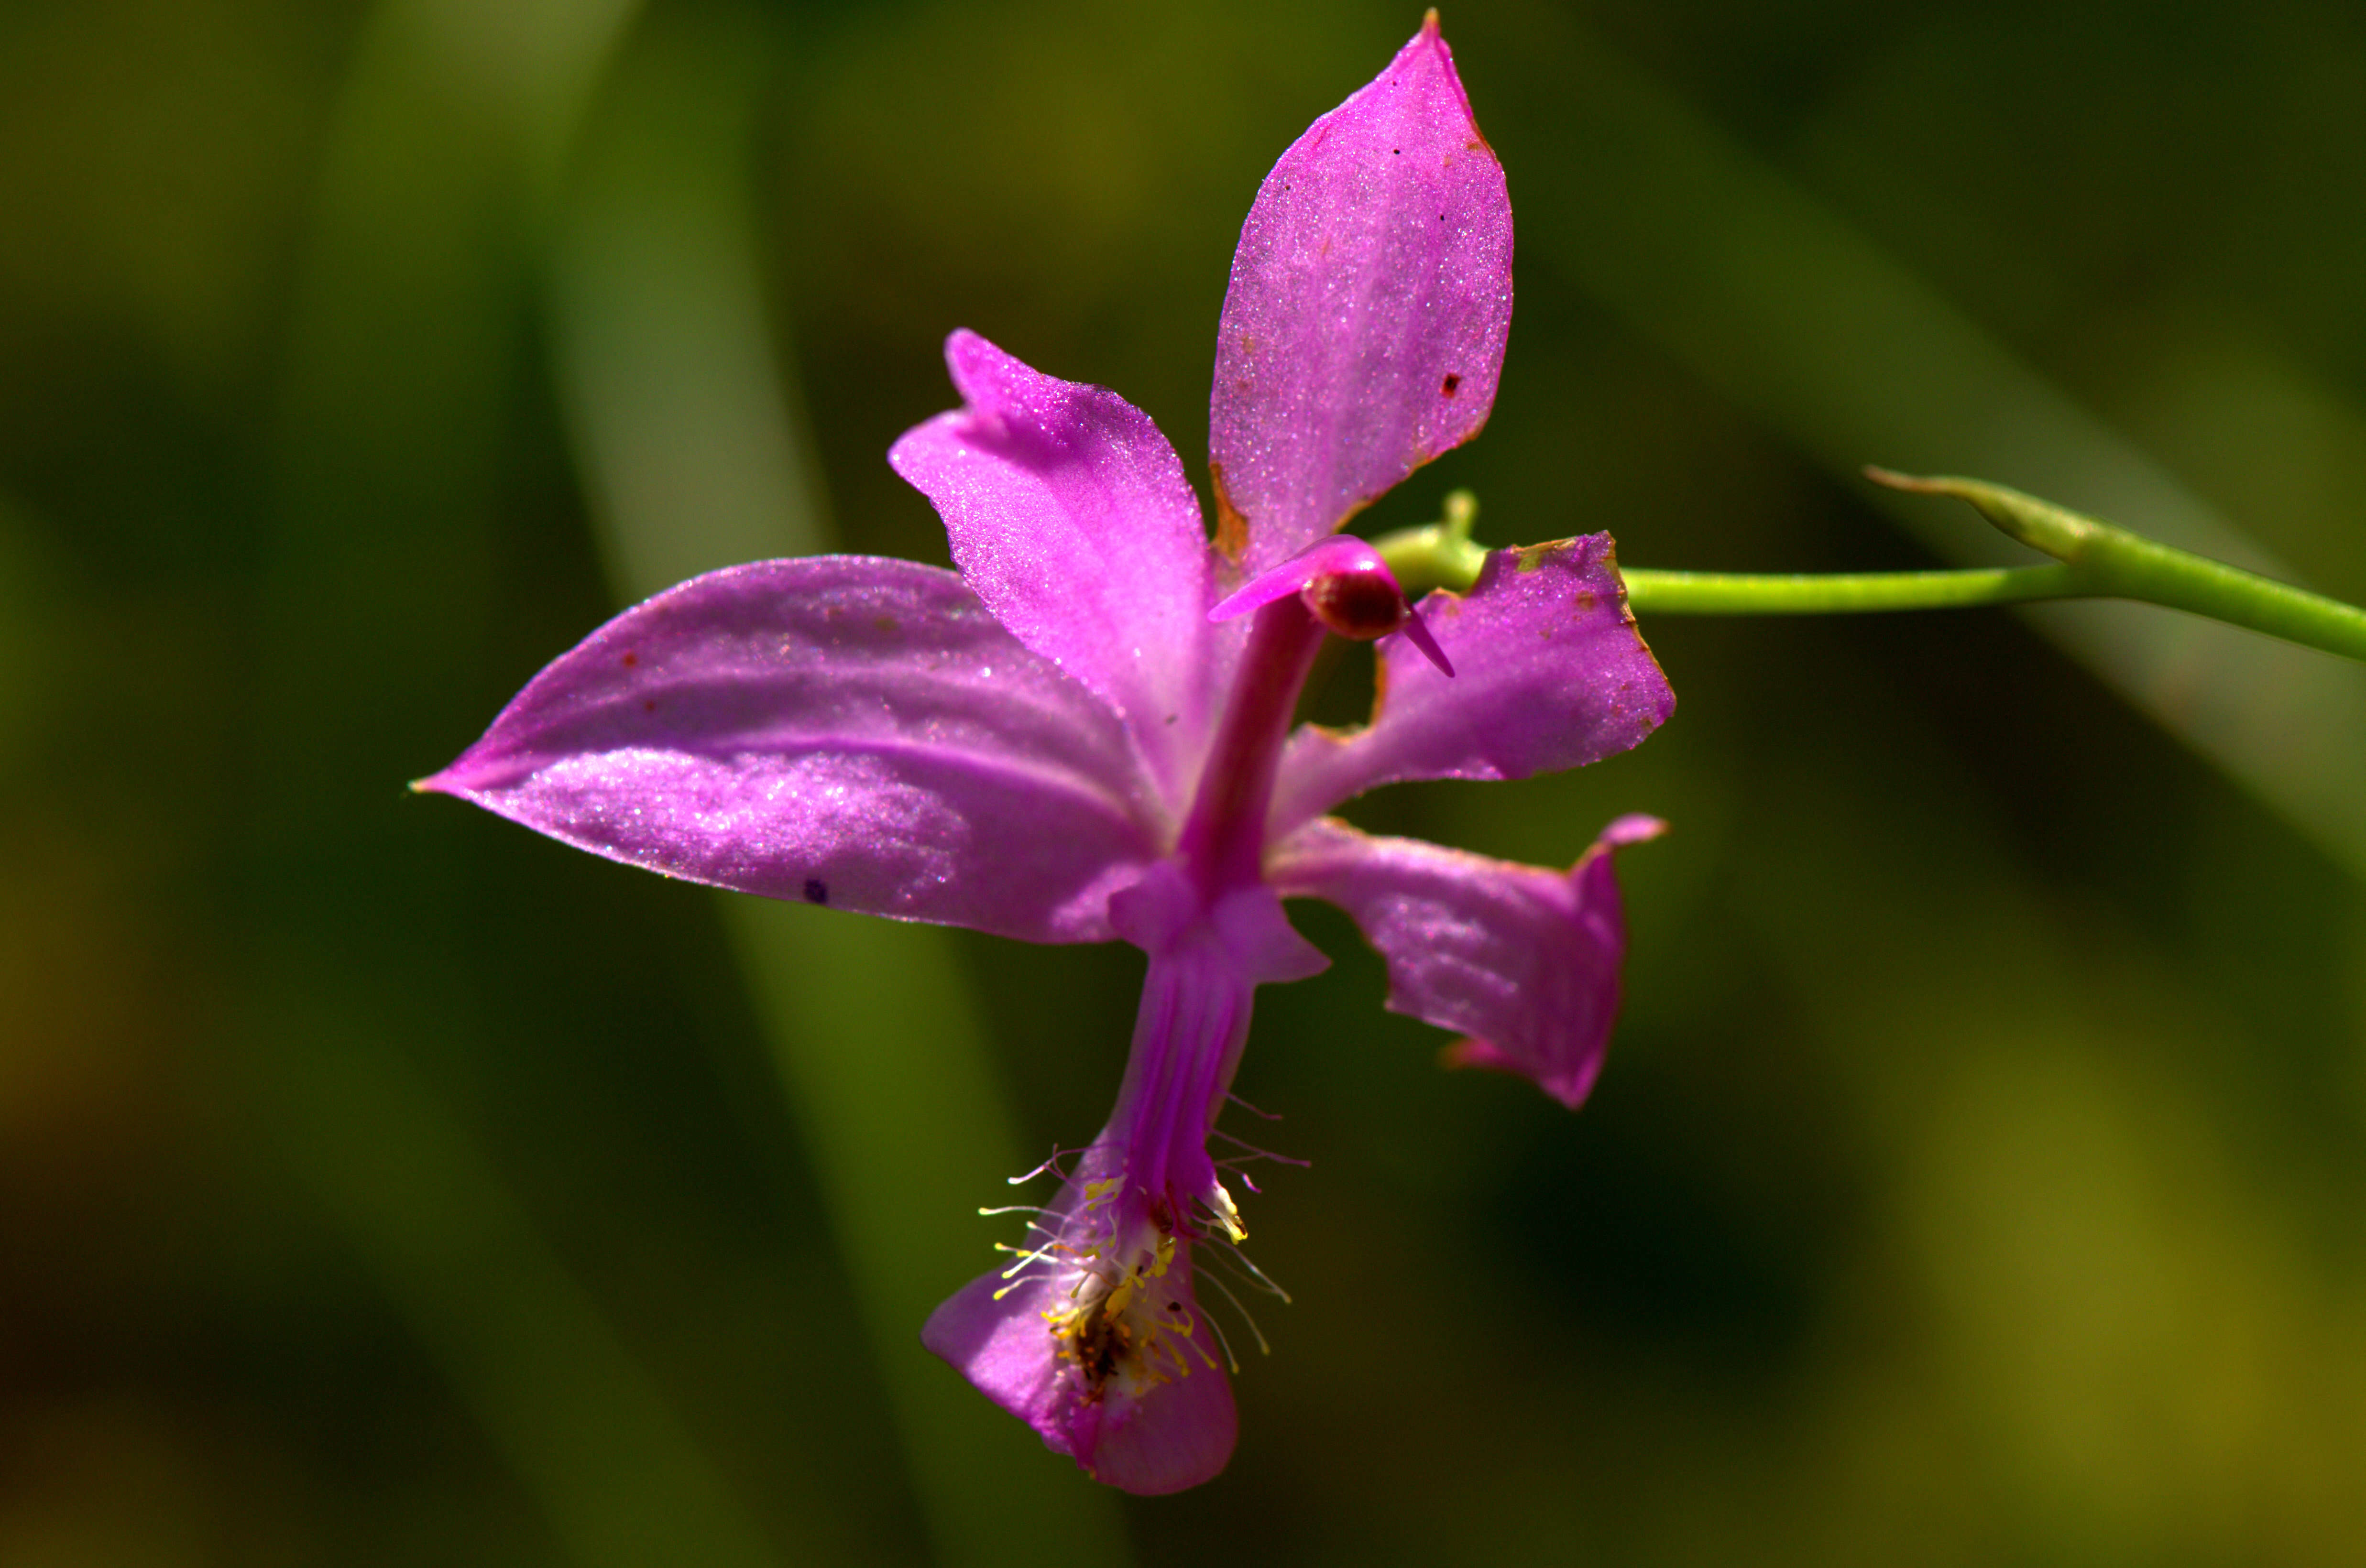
[1395,7,1475,115]
[406,747,526,799]
[409,764,475,797]
[1597,813,1668,851]
[1439,1036,1508,1075]
[941,327,1006,402]
[1442,1037,1599,1110]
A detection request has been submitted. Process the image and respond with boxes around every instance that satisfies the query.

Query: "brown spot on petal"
[874,615,898,633]
[1575,589,1598,611]
[1463,92,1501,162]
[1211,461,1249,563]
[621,650,639,667]
[1601,539,1645,627]
[1441,373,1462,398]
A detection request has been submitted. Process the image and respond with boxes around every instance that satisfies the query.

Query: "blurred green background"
[6,0,2366,1562]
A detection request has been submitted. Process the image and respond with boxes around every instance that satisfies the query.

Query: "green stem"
[1374,478,2366,664]
[1620,564,2075,613]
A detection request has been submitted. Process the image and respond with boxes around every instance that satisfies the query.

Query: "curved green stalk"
[1375,481,2366,664]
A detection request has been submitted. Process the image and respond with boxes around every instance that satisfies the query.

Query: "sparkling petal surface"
[891,330,1232,817]
[419,556,1158,943]
[1269,534,1674,832]
[1271,814,1665,1109]
[1210,15,1513,572]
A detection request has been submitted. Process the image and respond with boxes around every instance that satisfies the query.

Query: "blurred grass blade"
[1508,12,2366,877]
[547,8,1132,1561]
[723,902,1134,1565]
[259,0,800,1562]
[0,496,52,777]
[548,10,825,588]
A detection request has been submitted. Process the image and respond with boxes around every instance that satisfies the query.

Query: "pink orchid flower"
[421,15,1672,1494]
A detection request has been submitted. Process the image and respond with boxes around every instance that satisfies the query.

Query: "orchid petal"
[924,1124,1241,1495]
[419,556,1158,944]
[891,330,1231,817]
[1078,1291,1238,1495]
[923,1242,1237,1496]
[1269,535,1673,833]
[1271,814,1665,1109]
[1108,861,1329,983]
[1210,15,1513,572]
[920,1267,1066,1459]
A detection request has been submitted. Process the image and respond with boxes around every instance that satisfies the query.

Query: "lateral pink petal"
[418,556,1158,944]
[1211,15,1513,572]
[1269,534,1673,832]
[1271,814,1665,1109]
[891,331,1231,817]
